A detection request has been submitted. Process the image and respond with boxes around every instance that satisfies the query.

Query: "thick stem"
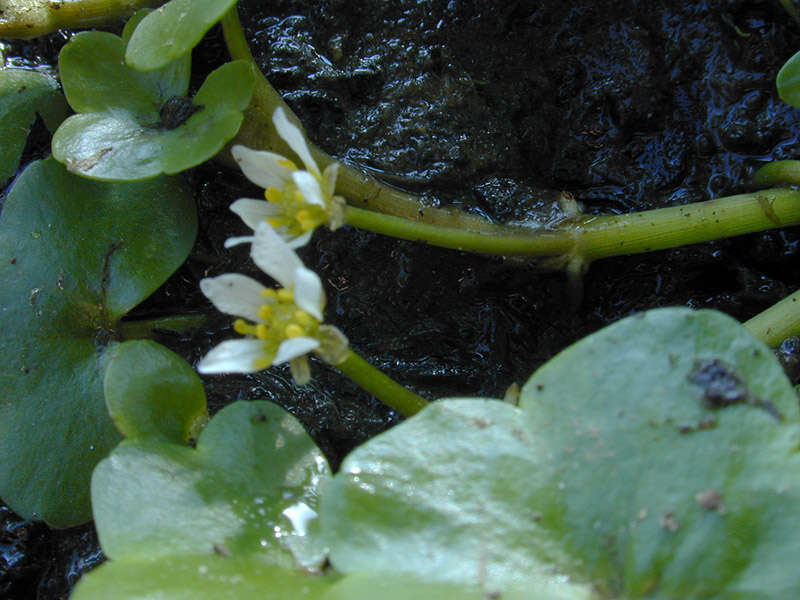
[336,349,428,417]
[345,205,573,256]
[0,0,162,38]
[577,188,800,261]
[346,189,800,261]
[744,289,800,347]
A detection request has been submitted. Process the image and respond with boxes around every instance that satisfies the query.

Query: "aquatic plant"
[2,1,800,598]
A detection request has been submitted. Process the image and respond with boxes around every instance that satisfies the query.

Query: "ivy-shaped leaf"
[320,398,594,598]
[0,158,196,527]
[518,307,800,597]
[125,0,238,71]
[91,401,331,572]
[0,67,67,182]
[320,308,800,598]
[52,30,254,180]
[104,340,208,444]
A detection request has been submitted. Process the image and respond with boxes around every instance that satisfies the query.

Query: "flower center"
[264,184,328,237]
[232,287,320,369]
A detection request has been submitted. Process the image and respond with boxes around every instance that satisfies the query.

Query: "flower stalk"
[336,350,429,417]
[744,288,800,348]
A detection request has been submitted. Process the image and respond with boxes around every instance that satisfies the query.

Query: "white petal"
[322,162,339,198]
[292,266,324,320]
[200,274,266,322]
[286,230,313,248]
[292,170,327,208]
[273,107,320,177]
[230,198,282,230]
[197,339,266,373]
[274,337,319,364]
[251,222,303,288]
[224,235,255,248]
[232,145,293,189]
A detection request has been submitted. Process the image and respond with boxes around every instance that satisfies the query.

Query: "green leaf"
[52,30,252,180]
[125,0,238,71]
[777,49,800,108]
[91,401,331,571]
[320,398,594,598]
[104,340,208,443]
[71,555,337,600]
[0,68,67,181]
[0,158,196,527]
[519,307,800,597]
[321,573,587,600]
[58,31,181,117]
[321,308,800,598]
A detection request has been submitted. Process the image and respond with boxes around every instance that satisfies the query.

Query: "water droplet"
[281,502,317,537]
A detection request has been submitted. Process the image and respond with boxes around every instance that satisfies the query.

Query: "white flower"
[198,223,348,384]
[227,107,345,249]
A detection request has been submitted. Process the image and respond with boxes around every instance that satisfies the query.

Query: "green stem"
[744,289,800,347]
[577,188,800,261]
[345,205,573,256]
[0,0,162,39]
[118,314,207,340]
[336,349,428,417]
[346,188,800,262]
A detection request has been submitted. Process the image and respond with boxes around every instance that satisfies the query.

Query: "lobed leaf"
[52,28,252,180]
[125,0,238,71]
[777,48,800,109]
[104,340,208,444]
[321,308,800,598]
[91,401,331,571]
[0,158,196,526]
[0,68,67,182]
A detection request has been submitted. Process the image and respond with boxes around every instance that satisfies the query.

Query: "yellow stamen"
[258,305,272,320]
[278,158,297,170]
[255,323,269,339]
[267,217,286,228]
[285,324,304,338]
[233,319,252,335]
[295,209,315,231]
[261,289,277,299]
[294,310,313,326]
[265,187,282,203]
[293,189,305,204]
[277,288,294,302]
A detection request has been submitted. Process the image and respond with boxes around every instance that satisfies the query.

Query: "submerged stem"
[744,289,800,347]
[336,350,428,417]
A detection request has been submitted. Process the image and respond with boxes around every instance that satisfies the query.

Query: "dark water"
[3,0,800,596]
